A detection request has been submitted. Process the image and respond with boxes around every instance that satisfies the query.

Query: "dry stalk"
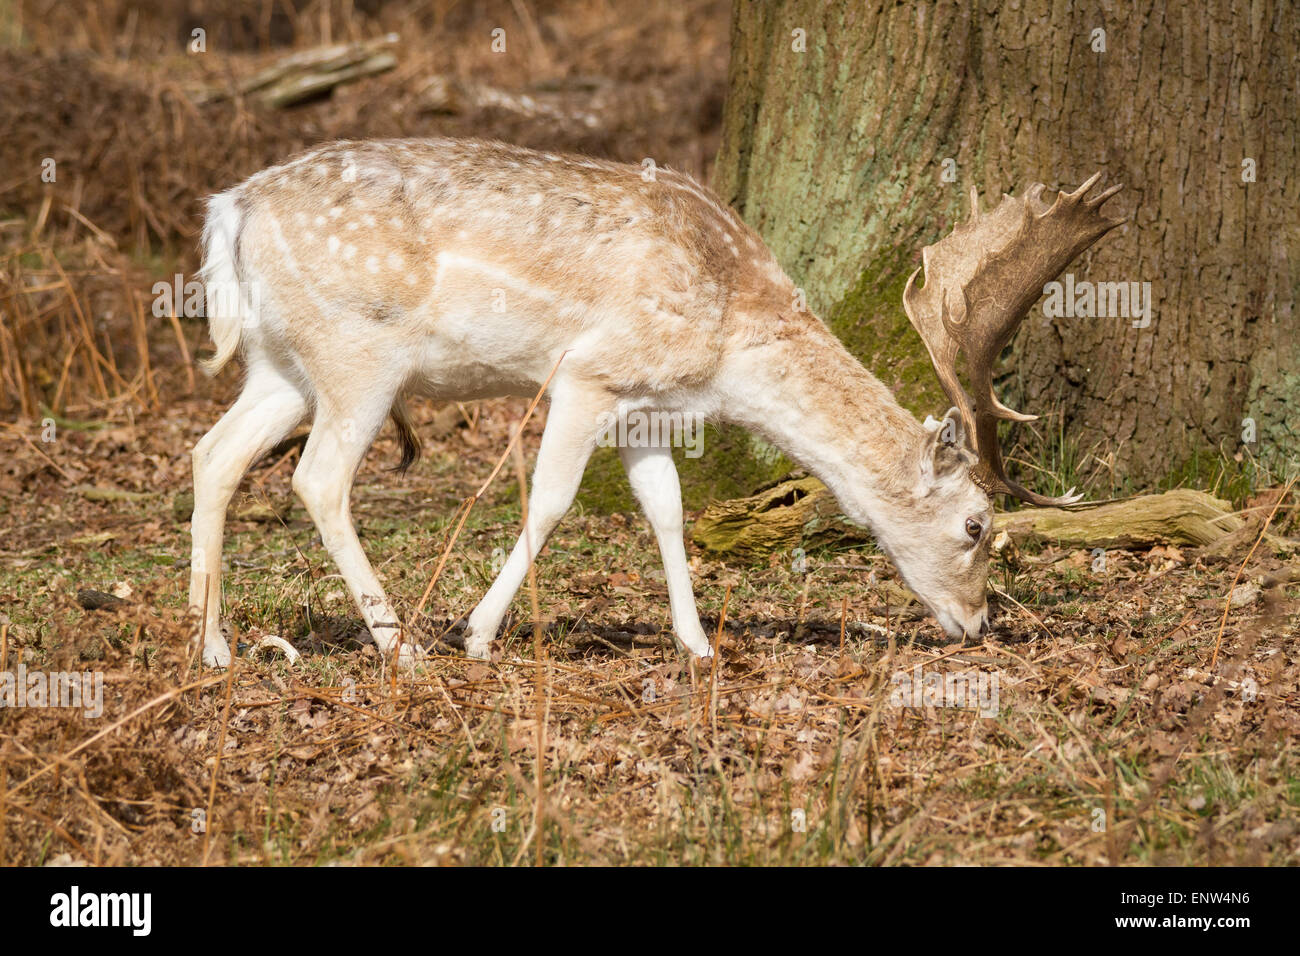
[510,424,548,866]
[1207,475,1295,671]
[202,626,241,864]
[412,350,570,623]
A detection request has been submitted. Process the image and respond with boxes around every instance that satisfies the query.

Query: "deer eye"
[965,517,983,541]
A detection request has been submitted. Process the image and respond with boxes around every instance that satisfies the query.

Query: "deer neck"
[721,321,929,530]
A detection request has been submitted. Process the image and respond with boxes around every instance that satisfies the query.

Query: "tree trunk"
[711,0,1298,488]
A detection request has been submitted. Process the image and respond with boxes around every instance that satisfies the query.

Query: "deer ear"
[920,407,975,483]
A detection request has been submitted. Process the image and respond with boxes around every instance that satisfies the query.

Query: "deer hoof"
[202,636,232,668]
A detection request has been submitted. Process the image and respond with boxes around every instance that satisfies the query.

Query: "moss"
[677,425,793,510]
[824,244,946,418]
[575,424,795,515]
[574,445,636,514]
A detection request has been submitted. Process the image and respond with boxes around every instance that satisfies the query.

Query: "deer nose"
[978,615,990,636]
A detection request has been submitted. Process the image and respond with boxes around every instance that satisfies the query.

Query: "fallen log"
[417,75,607,129]
[198,34,399,108]
[690,476,851,560]
[171,490,293,524]
[691,476,1245,561]
[993,488,1244,549]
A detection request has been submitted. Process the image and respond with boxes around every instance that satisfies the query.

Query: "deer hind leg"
[618,444,712,657]
[291,393,420,665]
[190,364,308,666]
[463,381,614,660]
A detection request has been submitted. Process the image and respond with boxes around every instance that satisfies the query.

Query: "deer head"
[886,173,1124,636]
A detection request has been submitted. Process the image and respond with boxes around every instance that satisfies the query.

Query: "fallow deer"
[189,138,1122,666]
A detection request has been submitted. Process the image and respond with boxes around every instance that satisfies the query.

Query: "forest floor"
[1,1,1298,866]
[2,395,1297,865]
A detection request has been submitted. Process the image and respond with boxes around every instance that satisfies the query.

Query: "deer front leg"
[463,381,613,659]
[619,444,712,657]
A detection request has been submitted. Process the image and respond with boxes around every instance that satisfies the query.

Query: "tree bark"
[712,0,1298,487]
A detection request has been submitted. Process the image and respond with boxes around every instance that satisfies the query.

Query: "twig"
[202,626,241,865]
[992,586,1055,640]
[413,350,569,620]
[839,595,848,663]
[510,426,547,866]
[5,801,90,860]
[1207,476,1295,671]
[709,584,731,737]
[15,429,75,484]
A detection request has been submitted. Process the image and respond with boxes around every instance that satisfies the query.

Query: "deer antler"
[903,173,1125,505]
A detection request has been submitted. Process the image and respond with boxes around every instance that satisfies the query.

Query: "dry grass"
[1,392,1297,865]
[0,0,728,413]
